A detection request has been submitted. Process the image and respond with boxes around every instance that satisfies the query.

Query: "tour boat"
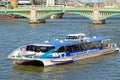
[8,34,119,66]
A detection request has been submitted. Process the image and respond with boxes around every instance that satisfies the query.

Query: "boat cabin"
[66,33,85,41]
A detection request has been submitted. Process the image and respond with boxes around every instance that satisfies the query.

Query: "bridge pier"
[92,20,105,24]
[29,7,45,24]
[38,19,46,23]
[50,13,64,19]
[29,7,38,24]
[92,5,105,24]
[29,19,45,24]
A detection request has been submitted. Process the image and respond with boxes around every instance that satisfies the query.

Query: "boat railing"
[8,45,27,59]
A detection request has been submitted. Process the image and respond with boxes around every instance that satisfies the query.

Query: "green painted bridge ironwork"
[0,7,120,24]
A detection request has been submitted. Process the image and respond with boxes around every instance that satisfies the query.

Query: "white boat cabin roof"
[67,33,85,37]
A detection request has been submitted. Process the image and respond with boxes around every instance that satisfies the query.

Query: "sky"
[117,0,120,2]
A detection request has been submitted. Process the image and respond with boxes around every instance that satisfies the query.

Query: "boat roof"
[67,33,85,36]
[33,37,109,48]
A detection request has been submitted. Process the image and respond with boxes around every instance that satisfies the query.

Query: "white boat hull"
[11,48,119,67]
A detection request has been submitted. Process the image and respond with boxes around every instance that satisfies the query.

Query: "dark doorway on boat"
[21,60,44,67]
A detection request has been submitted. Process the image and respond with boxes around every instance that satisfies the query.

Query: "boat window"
[68,45,74,52]
[66,36,78,39]
[26,45,55,52]
[65,44,82,53]
[56,41,102,53]
[101,40,111,47]
[57,46,65,53]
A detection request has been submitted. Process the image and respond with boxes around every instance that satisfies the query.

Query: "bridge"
[0,5,120,24]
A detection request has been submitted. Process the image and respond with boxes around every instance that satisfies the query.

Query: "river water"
[1,16,120,80]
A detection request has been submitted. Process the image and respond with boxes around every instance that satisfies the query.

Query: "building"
[10,0,18,8]
[18,0,31,5]
[0,0,11,9]
[105,0,118,8]
[55,0,64,5]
